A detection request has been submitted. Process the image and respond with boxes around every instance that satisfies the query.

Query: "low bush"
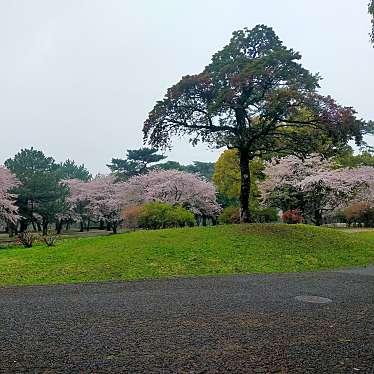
[219,207,279,224]
[42,230,60,247]
[218,207,240,224]
[253,208,279,223]
[281,209,304,224]
[138,202,195,229]
[123,206,143,231]
[17,231,39,248]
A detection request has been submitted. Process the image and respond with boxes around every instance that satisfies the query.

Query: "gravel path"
[1,268,374,373]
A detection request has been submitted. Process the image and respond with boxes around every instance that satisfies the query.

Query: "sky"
[0,0,373,174]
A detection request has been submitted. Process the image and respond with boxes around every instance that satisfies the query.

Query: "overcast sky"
[0,0,373,174]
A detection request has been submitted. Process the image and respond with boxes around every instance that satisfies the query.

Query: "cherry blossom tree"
[65,176,126,233]
[260,156,374,225]
[86,176,127,233]
[350,173,374,212]
[66,170,220,231]
[125,169,221,221]
[62,179,91,232]
[0,166,20,231]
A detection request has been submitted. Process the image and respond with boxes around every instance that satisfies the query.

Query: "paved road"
[1,268,374,373]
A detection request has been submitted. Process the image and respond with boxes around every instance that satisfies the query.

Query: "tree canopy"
[66,176,125,234]
[124,169,221,217]
[260,155,374,225]
[0,166,20,226]
[107,147,166,180]
[143,25,369,222]
[4,148,69,234]
[108,147,216,180]
[158,160,215,180]
[335,149,374,168]
[55,160,91,181]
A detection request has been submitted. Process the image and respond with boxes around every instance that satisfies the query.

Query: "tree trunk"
[314,210,323,226]
[7,223,15,238]
[42,220,48,236]
[80,221,84,232]
[56,220,63,235]
[112,223,117,234]
[239,149,251,223]
[20,220,28,233]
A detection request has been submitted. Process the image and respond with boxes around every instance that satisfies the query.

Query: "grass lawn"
[0,224,373,287]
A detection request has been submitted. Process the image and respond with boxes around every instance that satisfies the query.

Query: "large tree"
[5,148,69,234]
[143,25,368,223]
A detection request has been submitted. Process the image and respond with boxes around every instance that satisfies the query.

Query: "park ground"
[1,224,374,372]
[0,224,374,287]
[1,268,374,373]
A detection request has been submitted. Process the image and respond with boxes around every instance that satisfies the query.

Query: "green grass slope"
[0,224,373,286]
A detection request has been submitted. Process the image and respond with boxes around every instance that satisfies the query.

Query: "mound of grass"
[0,224,373,286]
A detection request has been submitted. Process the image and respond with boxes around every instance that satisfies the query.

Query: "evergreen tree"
[107,147,166,180]
[5,148,69,234]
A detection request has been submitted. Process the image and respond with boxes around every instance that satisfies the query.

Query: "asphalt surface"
[1,268,374,373]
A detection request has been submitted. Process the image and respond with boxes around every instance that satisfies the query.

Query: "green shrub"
[219,206,278,224]
[253,208,279,223]
[218,207,240,224]
[138,202,195,229]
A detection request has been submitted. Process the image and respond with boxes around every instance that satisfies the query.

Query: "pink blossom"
[66,170,221,229]
[0,166,20,224]
[65,176,127,225]
[260,155,374,213]
[124,169,221,216]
